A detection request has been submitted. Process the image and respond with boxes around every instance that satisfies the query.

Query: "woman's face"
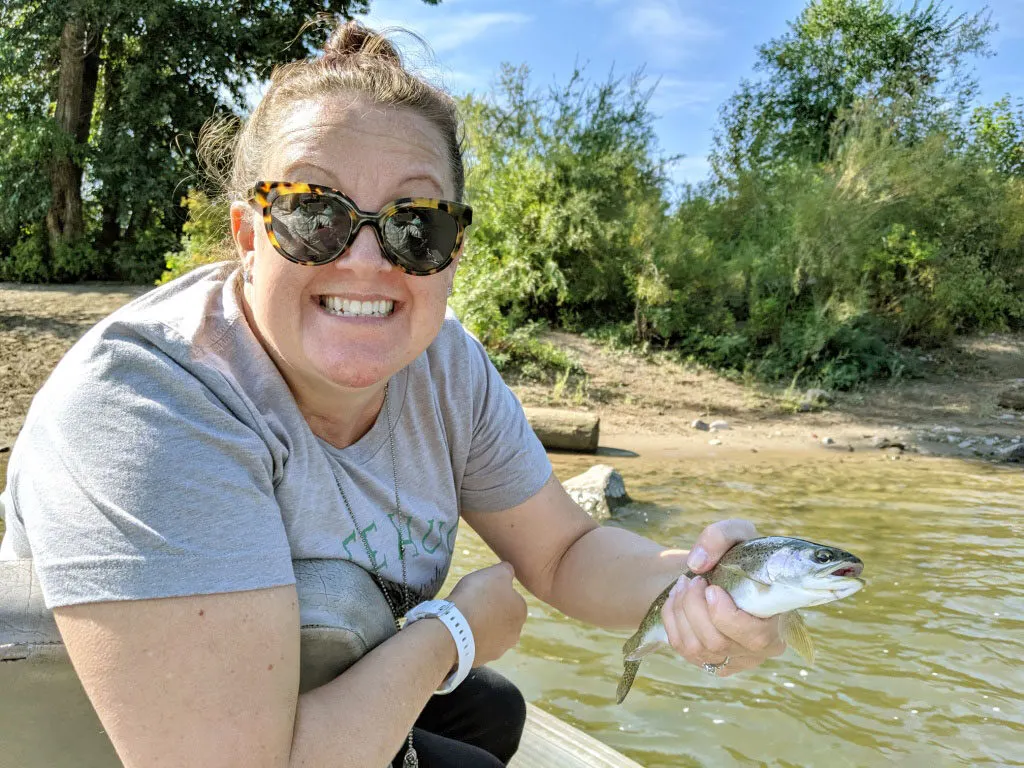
[235,97,458,396]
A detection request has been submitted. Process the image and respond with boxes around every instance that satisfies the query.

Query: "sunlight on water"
[449,450,1024,768]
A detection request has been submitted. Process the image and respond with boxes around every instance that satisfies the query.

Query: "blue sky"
[356,0,1024,192]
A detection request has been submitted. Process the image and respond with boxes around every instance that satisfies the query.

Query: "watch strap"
[404,600,475,694]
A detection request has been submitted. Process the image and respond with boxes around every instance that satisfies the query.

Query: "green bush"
[158,190,233,284]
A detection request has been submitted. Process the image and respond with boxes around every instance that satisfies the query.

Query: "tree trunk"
[45,18,100,255]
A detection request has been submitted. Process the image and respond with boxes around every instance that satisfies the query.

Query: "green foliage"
[158,190,233,284]
[969,96,1024,176]
[0,0,433,282]
[453,64,671,361]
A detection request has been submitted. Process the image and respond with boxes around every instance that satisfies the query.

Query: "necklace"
[331,382,419,768]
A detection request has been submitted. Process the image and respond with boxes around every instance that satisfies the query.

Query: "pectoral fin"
[779,610,815,665]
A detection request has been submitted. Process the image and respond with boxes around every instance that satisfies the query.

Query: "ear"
[230,201,256,272]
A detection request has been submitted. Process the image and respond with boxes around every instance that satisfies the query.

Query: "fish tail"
[616,659,641,704]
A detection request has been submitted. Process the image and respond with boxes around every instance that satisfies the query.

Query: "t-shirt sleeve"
[9,331,295,609]
[457,330,553,513]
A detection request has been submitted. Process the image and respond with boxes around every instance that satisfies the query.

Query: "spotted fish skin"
[616,536,864,704]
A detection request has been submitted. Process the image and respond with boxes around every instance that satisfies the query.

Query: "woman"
[0,21,784,768]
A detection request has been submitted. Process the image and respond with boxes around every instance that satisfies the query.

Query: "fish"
[617,536,865,704]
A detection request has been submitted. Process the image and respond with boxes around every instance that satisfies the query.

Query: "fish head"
[763,538,865,600]
[724,537,865,615]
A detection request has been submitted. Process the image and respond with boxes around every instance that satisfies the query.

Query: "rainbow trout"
[617,536,864,704]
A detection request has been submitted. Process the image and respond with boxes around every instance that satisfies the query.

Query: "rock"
[821,436,835,445]
[997,385,1024,412]
[691,419,710,431]
[996,444,1024,463]
[797,401,814,413]
[709,420,730,431]
[523,408,599,453]
[563,464,632,520]
[958,439,976,449]
[984,437,999,447]
[709,439,723,446]
[998,413,1017,422]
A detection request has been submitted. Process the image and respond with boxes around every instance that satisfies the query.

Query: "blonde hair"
[199,20,465,204]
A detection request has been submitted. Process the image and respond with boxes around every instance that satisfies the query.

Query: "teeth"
[320,296,394,317]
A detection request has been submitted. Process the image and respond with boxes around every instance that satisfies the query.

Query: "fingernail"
[687,547,708,571]
[668,575,686,599]
[689,576,705,591]
[705,586,718,605]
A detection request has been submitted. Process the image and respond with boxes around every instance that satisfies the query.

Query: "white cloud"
[361,10,532,55]
[619,0,721,63]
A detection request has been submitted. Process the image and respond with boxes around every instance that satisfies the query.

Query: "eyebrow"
[279,164,446,198]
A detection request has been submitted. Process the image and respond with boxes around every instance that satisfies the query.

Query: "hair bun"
[323,20,401,65]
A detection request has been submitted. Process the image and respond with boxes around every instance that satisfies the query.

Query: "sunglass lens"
[383,208,459,273]
[270,193,352,264]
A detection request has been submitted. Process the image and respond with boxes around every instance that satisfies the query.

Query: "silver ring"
[702,656,729,676]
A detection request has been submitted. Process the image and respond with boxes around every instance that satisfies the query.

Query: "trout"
[617,536,864,703]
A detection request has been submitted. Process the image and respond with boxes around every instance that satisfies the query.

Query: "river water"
[448,444,1024,768]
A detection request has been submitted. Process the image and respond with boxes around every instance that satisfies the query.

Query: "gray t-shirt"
[0,263,552,609]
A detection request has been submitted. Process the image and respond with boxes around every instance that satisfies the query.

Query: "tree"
[969,96,1024,176]
[710,0,994,182]
[0,1,439,282]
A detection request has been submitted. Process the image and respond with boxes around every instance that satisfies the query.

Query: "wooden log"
[523,407,600,452]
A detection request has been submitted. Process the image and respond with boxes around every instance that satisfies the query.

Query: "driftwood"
[523,407,600,453]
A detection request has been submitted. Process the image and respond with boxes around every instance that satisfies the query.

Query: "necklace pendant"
[402,746,419,768]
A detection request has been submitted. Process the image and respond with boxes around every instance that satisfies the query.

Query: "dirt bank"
[2,283,1023,489]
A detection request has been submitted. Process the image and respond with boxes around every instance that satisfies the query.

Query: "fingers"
[705,586,786,658]
[687,519,759,573]
[681,578,734,660]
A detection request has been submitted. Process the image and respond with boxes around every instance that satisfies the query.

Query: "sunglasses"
[250,180,473,276]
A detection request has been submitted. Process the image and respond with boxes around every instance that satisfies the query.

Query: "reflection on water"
[449,449,1024,768]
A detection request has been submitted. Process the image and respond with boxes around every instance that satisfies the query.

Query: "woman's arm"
[53,567,523,768]
[463,473,785,675]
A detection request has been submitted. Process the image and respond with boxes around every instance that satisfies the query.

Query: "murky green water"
[449,447,1024,768]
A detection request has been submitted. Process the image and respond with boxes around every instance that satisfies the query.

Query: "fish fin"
[617,660,641,704]
[779,610,816,665]
[625,637,666,662]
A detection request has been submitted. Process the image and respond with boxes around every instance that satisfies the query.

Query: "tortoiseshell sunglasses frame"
[249,180,473,276]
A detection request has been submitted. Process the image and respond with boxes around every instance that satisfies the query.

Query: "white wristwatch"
[404,600,475,695]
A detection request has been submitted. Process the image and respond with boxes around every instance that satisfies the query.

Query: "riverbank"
[2,282,1023,481]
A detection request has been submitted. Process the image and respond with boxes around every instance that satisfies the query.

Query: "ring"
[702,656,729,676]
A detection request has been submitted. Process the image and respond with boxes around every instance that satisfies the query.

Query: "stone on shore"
[997,443,1024,463]
[563,464,632,520]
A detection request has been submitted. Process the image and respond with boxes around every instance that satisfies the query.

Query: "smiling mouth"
[318,296,395,317]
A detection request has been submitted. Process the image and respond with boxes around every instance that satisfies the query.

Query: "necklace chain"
[331,382,418,767]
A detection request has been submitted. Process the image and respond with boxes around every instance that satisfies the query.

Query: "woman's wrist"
[402,613,459,674]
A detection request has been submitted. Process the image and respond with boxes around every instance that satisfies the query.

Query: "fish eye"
[813,549,834,563]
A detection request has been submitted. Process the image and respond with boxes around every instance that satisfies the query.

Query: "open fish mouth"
[826,561,864,578]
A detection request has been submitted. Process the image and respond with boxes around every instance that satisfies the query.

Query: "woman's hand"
[446,561,528,666]
[660,519,786,677]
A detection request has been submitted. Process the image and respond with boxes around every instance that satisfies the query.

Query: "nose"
[334,222,393,273]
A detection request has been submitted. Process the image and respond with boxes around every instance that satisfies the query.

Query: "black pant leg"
[392,667,527,766]
[391,728,505,768]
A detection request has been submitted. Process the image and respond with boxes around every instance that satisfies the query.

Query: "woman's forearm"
[289,618,457,768]
[547,526,690,630]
